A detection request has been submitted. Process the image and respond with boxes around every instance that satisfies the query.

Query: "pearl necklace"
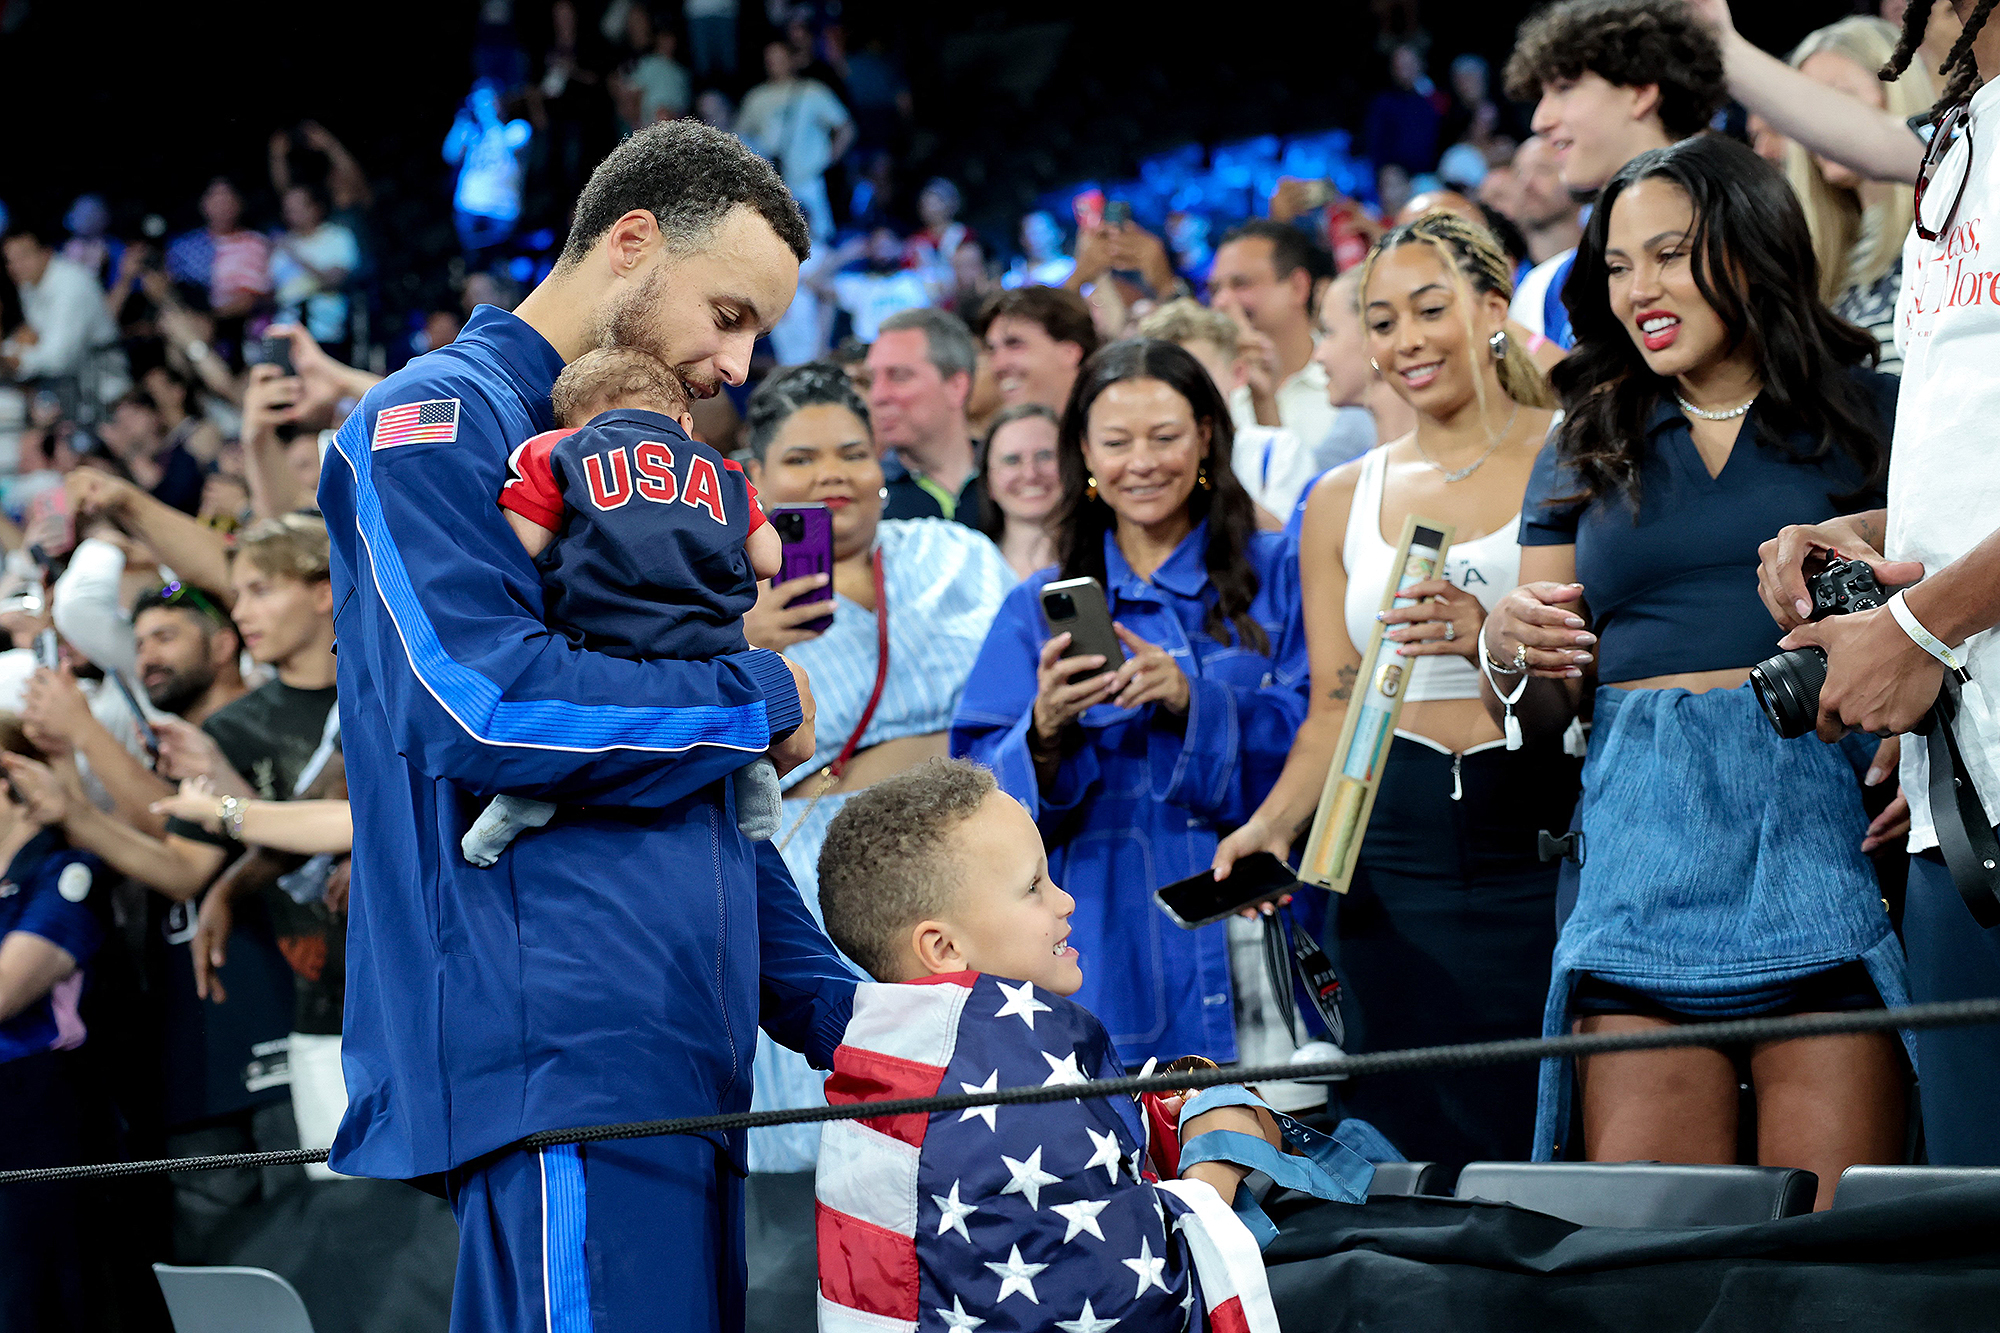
[1414,403,1521,483]
[1675,392,1757,421]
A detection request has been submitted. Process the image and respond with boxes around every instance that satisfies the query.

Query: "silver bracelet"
[216,795,247,841]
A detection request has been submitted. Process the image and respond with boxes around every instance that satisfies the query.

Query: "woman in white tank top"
[1214,213,1581,1166]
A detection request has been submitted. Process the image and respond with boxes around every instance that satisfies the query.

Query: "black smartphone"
[109,670,160,761]
[1040,576,1124,679]
[770,502,835,634]
[255,335,296,377]
[1154,853,1299,929]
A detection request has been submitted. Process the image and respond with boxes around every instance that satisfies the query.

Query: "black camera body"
[1749,557,1888,739]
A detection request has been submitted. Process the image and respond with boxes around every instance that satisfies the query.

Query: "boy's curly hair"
[1502,0,1725,141]
[551,347,690,427]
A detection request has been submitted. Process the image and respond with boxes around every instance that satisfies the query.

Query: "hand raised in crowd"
[1235,323,1283,425]
[268,323,366,424]
[1107,623,1191,713]
[1069,223,1116,287]
[153,717,250,792]
[21,666,91,754]
[742,573,833,651]
[1482,581,1597,679]
[1379,578,1482,661]
[65,467,139,523]
[241,362,306,448]
[0,752,76,827]
[1756,518,1923,633]
[1032,632,1119,742]
[768,656,818,778]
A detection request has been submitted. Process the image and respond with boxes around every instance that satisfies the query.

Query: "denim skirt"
[1532,684,1911,1160]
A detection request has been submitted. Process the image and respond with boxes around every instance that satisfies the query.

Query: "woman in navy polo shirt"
[0,715,107,1328]
[1481,135,1907,1208]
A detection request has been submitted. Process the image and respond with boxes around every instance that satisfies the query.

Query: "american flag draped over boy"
[815,973,1279,1333]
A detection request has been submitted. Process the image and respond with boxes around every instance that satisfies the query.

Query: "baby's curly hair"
[551,347,690,428]
[1502,0,1725,142]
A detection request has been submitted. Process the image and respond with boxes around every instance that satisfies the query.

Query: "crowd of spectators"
[2,0,1991,1330]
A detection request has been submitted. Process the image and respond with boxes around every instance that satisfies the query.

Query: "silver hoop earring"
[1369,358,1381,373]
[878,486,889,500]
[1489,329,1509,362]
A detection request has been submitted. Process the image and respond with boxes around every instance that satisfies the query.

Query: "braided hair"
[1356,211,1560,416]
[1885,0,1998,111]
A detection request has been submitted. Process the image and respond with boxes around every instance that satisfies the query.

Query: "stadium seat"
[1832,1166,2000,1210]
[1366,1160,1446,1197]
[1453,1162,1817,1228]
[153,1264,317,1333]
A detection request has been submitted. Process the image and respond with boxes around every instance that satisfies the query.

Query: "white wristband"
[1887,590,1971,681]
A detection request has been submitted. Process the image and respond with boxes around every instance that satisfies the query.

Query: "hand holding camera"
[1753,556,1939,742]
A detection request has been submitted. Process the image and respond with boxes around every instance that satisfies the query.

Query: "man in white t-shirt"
[270,185,359,350]
[1761,35,2000,1165]
[1207,220,1335,451]
[737,41,853,240]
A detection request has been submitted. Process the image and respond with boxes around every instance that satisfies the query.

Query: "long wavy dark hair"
[1551,134,1886,507]
[1051,339,1268,654]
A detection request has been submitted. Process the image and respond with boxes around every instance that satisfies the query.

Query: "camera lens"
[1046,592,1076,619]
[1748,647,1828,739]
[775,513,801,540]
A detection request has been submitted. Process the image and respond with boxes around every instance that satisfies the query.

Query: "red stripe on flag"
[825,1046,947,1148]
[1208,1295,1252,1333]
[816,1201,919,1322]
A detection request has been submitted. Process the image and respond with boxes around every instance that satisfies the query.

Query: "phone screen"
[1153,853,1299,929]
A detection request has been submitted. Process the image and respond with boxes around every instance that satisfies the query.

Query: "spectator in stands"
[904,177,967,278]
[1484,136,1904,1204]
[1501,0,1726,349]
[96,391,203,515]
[843,33,913,155]
[444,82,533,259]
[867,307,985,524]
[60,193,121,287]
[953,339,1314,1089]
[1783,16,1930,374]
[614,12,692,129]
[267,122,375,278]
[143,365,223,466]
[0,714,108,1332]
[165,178,273,324]
[2,225,128,412]
[1217,213,1567,1167]
[1208,220,1337,454]
[1310,266,1409,473]
[812,225,931,344]
[527,1,610,209]
[269,184,358,358]
[734,364,1010,1321]
[1003,209,1076,289]
[685,0,739,79]
[738,39,854,240]
[942,232,998,322]
[1442,53,1512,162]
[975,285,1099,413]
[974,402,1061,580]
[1137,298,1311,525]
[1366,44,1447,175]
[1503,138,1584,267]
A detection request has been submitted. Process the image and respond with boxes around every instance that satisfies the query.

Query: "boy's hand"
[747,521,784,582]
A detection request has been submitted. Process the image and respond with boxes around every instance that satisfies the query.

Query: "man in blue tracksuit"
[320,121,858,1332]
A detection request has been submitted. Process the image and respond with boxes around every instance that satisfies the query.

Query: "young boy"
[462,347,785,865]
[811,758,1380,1333]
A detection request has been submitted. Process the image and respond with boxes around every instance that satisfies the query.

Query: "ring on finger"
[1442,622,1456,643]
[1513,643,1529,672]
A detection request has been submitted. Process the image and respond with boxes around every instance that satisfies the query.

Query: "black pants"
[1331,735,1580,1168]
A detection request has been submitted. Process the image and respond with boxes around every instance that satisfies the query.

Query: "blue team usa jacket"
[951,523,1311,1069]
[319,305,856,1180]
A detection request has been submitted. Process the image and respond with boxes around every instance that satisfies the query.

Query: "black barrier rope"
[7,997,1999,1187]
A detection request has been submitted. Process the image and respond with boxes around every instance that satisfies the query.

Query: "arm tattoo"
[1856,512,1886,550]
[1328,664,1357,702]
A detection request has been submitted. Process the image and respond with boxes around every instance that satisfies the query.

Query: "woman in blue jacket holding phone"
[952,339,1312,1080]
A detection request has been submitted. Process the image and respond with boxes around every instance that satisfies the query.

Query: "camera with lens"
[1044,591,1076,620]
[1749,556,1890,738]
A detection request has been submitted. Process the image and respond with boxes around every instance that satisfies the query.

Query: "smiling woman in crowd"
[974,401,1062,579]
[1213,212,1573,1167]
[952,338,1314,1089]
[1481,134,1906,1206]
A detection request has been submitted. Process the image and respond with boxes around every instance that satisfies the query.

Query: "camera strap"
[1925,675,2000,929]
[1261,908,1346,1048]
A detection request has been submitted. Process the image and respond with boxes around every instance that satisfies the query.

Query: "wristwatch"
[216,794,246,840]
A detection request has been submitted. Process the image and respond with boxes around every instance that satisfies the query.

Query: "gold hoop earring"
[1197,465,1212,491]
[1086,475,1100,502]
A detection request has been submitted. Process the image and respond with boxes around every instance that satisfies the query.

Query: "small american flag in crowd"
[371,398,461,450]
[816,974,1279,1333]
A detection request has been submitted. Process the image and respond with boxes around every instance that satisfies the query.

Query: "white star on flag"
[1040,1049,1087,1088]
[1083,1126,1123,1183]
[1050,1196,1110,1244]
[959,1070,999,1131]
[993,979,1052,1029]
[999,1146,1062,1211]
[1121,1236,1169,1299]
[984,1243,1049,1305]
[932,1180,978,1242]
[1055,1297,1122,1332]
[936,1294,987,1330]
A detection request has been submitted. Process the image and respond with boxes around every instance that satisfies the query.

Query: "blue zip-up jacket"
[322,305,856,1179]
[950,522,1310,1066]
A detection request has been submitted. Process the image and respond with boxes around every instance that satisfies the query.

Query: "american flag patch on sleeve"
[372,399,461,450]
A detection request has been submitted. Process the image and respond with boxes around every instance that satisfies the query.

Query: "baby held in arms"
[462,347,783,867]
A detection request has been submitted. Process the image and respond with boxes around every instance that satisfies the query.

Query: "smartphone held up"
[770,502,835,634]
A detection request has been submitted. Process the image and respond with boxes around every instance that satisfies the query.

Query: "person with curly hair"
[1501,0,1726,347]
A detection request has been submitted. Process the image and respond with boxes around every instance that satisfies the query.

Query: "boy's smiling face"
[911,789,1082,996]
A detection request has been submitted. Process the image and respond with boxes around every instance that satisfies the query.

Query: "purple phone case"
[772,503,835,633]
